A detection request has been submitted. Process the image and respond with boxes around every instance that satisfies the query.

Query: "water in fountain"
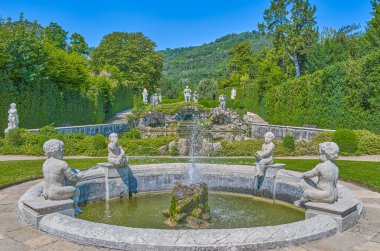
[187,121,201,184]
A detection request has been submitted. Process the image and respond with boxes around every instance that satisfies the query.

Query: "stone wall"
[252,123,335,141]
[27,123,129,136]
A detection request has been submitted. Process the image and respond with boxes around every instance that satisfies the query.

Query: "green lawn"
[0,157,379,191]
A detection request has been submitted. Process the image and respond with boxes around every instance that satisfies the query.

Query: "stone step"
[246,112,269,125]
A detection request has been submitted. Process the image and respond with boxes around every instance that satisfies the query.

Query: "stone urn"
[162,182,211,228]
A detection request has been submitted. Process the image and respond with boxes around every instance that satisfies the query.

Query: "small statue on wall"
[42,139,82,214]
[231,88,236,100]
[294,142,339,207]
[108,133,128,166]
[254,132,275,176]
[193,91,199,103]
[4,103,19,134]
[184,86,192,102]
[219,94,227,110]
[142,88,148,104]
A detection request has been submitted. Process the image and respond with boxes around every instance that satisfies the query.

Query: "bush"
[5,128,27,147]
[122,128,142,139]
[283,134,295,152]
[91,134,107,150]
[332,129,359,154]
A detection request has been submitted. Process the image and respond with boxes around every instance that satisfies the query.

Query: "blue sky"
[0,0,373,50]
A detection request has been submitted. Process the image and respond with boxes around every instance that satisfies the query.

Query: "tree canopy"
[91,32,163,89]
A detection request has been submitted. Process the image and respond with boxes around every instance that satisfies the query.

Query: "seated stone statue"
[254,132,275,176]
[294,142,339,207]
[108,133,128,166]
[42,139,82,214]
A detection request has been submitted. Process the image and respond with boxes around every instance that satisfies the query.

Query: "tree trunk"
[293,50,301,77]
[285,47,301,77]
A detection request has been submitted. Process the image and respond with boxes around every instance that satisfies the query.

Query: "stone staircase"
[245,112,269,125]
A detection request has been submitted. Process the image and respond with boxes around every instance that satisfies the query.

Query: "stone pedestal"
[97,163,130,200]
[305,186,362,232]
[18,195,74,228]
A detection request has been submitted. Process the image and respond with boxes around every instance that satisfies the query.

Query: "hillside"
[160,31,272,85]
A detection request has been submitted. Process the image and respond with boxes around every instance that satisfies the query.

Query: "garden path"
[104,108,132,124]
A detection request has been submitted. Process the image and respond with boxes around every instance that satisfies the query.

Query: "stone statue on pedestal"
[231,89,237,100]
[108,133,128,166]
[42,139,82,214]
[4,103,19,134]
[219,94,227,110]
[294,142,339,207]
[152,93,159,107]
[184,86,192,102]
[193,91,199,103]
[142,88,148,104]
[254,132,275,176]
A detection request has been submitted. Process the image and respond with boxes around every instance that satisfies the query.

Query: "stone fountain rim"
[18,163,362,250]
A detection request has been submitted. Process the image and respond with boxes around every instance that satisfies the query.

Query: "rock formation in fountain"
[163,182,211,228]
[294,142,339,207]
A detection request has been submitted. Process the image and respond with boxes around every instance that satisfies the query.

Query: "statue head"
[264,132,274,143]
[10,103,16,109]
[109,133,119,143]
[43,139,64,159]
[319,142,339,162]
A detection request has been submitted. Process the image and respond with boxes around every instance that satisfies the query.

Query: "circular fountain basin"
[17,163,363,250]
[77,191,305,229]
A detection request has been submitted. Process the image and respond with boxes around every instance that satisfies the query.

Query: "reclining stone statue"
[108,133,128,166]
[42,139,82,214]
[294,142,339,207]
[254,132,275,176]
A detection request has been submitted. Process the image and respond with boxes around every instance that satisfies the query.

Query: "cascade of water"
[187,122,200,184]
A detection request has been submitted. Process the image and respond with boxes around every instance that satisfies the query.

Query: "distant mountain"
[160,31,272,85]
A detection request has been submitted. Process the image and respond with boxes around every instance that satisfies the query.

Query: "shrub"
[91,134,107,150]
[354,130,380,155]
[5,128,27,147]
[332,129,358,154]
[123,128,142,139]
[283,134,295,152]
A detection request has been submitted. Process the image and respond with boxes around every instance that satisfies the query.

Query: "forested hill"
[160,31,271,85]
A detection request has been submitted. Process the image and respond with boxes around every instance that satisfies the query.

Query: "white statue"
[193,91,199,103]
[231,88,237,100]
[5,103,19,134]
[158,93,162,102]
[294,142,339,207]
[142,88,148,104]
[219,95,227,110]
[254,132,275,176]
[152,93,159,107]
[42,139,82,214]
[184,86,192,102]
[108,133,128,166]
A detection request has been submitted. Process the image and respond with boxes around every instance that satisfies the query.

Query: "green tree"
[159,77,179,99]
[69,32,89,55]
[43,22,68,50]
[305,25,362,74]
[91,32,163,89]
[259,0,317,77]
[196,78,218,100]
[365,0,380,48]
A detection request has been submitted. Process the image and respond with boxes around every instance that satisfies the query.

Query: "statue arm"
[62,163,80,183]
[260,143,275,158]
[302,165,320,179]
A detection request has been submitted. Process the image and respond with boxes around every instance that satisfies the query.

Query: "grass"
[0,157,379,191]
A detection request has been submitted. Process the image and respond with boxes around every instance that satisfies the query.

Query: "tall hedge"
[253,51,380,133]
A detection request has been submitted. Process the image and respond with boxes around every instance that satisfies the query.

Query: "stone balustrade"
[252,123,335,141]
[27,123,129,136]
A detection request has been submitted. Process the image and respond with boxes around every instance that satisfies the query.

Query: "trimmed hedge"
[252,52,380,134]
